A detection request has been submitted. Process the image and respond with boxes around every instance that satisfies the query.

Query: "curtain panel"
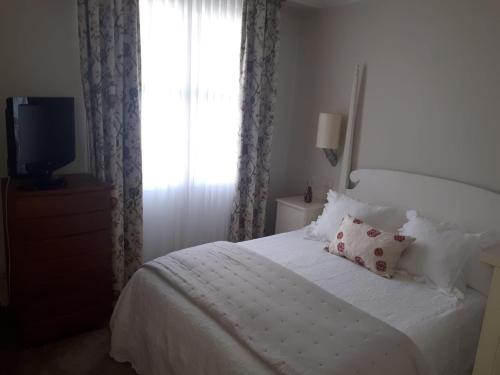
[229,0,284,241]
[78,0,143,292]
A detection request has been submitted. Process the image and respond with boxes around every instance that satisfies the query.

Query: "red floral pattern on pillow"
[337,242,345,253]
[394,235,406,242]
[337,232,343,240]
[374,248,384,257]
[354,256,365,267]
[367,229,381,237]
[376,260,387,272]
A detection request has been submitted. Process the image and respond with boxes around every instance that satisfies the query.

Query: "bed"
[110,169,500,375]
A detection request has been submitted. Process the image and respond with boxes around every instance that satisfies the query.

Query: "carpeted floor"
[1,328,137,375]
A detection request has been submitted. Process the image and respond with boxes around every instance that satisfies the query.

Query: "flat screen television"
[5,97,75,184]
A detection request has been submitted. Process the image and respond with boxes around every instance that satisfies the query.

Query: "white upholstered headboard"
[345,169,500,235]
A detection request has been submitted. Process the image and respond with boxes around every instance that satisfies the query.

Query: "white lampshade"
[316,112,342,149]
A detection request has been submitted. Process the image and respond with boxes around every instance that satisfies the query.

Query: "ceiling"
[289,0,359,8]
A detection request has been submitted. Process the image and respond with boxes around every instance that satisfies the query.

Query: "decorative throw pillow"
[308,190,406,243]
[326,215,415,278]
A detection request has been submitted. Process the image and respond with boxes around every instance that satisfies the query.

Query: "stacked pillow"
[399,211,498,297]
[309,190,499,296]
[308,190,407,242]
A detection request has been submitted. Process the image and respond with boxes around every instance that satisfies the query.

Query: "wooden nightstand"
[473,246,500,375]
[275,196,324,234]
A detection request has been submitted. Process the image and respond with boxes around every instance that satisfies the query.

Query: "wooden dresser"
[1,174,112,345]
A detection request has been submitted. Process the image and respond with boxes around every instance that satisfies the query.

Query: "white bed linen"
[110,229,486,375]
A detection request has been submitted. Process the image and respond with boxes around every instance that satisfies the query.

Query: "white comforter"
[110,229,486,375]
[139,241,428,375]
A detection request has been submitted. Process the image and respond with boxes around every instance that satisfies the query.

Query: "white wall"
[0,0,88,275]
[269,0,500,234]
[265,4,303,234]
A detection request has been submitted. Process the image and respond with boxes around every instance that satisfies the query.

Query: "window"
[140,0,243,258]
[140,0,242,189]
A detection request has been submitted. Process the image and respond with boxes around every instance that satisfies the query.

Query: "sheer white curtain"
[140,0,243,261]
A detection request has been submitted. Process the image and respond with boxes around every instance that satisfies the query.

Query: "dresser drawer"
[20,304,110,344]
[15,262,110,300]
[276,204,306,233]
[18,288,111,316]
[14,230,111,261]
[17,246,110,286]
[15,210,111,240]
[14,190,110,219]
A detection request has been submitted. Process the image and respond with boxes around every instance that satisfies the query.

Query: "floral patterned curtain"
[78,0,143,293]
[229,0,284,241]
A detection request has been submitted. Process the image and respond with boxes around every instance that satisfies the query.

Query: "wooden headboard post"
[338,63,363,193]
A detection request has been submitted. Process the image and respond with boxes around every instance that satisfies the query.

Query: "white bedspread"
[142,241,428,375]
[110,229,486,375]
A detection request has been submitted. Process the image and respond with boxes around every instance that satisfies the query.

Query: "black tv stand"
[17,176,67,191]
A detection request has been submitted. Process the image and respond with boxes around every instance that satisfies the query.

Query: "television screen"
[5,97,75,177]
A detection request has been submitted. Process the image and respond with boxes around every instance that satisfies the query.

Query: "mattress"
[241,229,486,375]
[111,229,486,375]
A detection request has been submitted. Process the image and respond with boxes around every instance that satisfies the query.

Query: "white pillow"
[308,190,406,242]
[399,211,490,297]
